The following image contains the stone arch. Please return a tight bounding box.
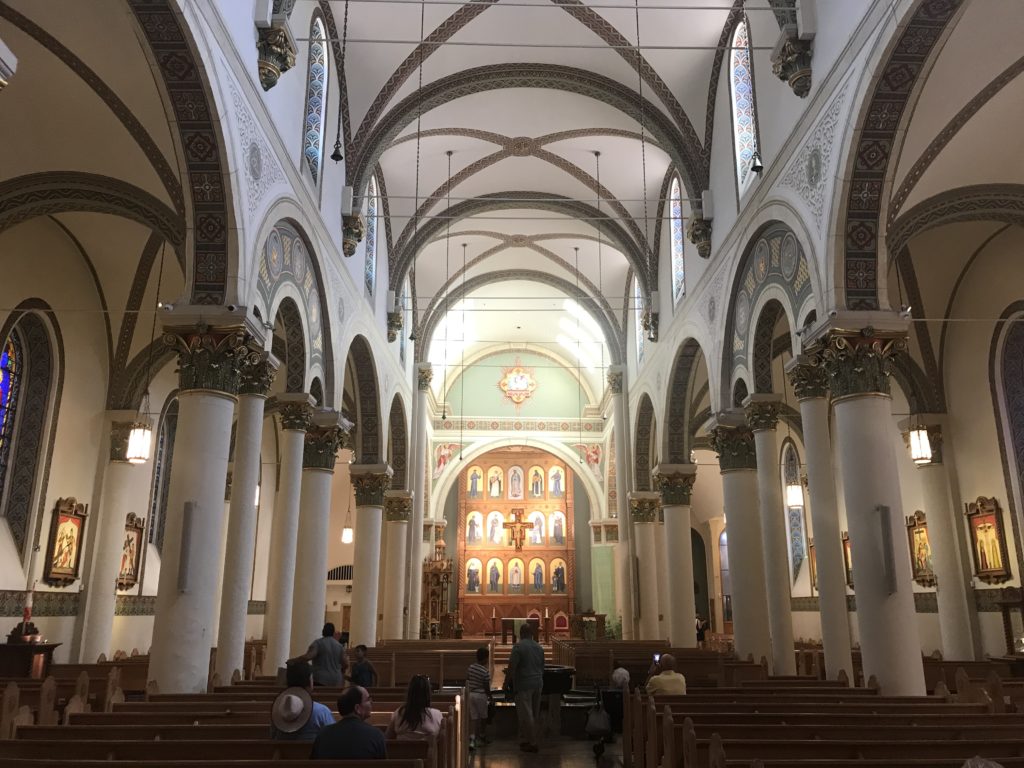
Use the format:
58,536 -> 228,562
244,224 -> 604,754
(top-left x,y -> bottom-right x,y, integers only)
274,298 -> 307,394
388,394 -> 409,490
148,392 -> 179,554
344,335 -> 382,464
634,393 -> 656,492
722,220 -> 812,407
664,338 -> 705,463
990,300 -> 1024,577
0,300 -> 64,562
732,378 -> 750,409
309,377 -> 324,406
752,299 -> 787,394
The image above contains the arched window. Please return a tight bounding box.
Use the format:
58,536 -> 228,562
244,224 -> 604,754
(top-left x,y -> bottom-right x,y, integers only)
148,398 -> 178,553
302,16 -> 329,184
0,333 -> 24,501
719,529 -> 732,623
782,441 -> 806,580
364,175 -> 379,298
730,18 -> 759,188
634,276 -> 644,364
669,176 -> 685,303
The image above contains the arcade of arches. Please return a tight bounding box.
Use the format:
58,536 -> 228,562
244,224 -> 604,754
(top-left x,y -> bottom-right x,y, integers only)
0,0 -> 1023,698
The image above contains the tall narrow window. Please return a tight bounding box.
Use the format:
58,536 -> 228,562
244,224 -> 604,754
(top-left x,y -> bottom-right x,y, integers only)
634,277 -> 644,364
670,176 -> 685,303
364,175 -> 378,298
730,18 -> 759,188
302,16 -> 329,184
0,332 -> 23,500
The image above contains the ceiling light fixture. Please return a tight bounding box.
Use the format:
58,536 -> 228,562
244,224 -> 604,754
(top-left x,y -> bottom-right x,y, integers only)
341,484 -> 354,544
330,0 -> 349,163
128,241 -> 168,465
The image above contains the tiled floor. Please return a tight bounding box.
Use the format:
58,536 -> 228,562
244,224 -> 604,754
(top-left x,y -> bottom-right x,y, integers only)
469,737 -> 622,767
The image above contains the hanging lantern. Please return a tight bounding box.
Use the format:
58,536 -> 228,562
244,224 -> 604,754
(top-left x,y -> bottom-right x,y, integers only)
126,422 -> 153,464
909,427 -> 932,465
341,524 -> 354,544
785,482 -> 804,507
254,484 -> 261,508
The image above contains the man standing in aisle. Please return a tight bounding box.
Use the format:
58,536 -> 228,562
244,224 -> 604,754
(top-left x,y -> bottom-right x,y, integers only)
508,623 -> 545,753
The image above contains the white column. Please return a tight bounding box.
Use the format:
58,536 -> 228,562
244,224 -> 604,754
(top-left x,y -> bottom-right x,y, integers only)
609,366 -> 636,639
655,517 -> 669,639
79,416 -> 147,662
787,357 -> 853,681
654,464 -> 697,647
290,410 -> 349,655
711,415 -> 772,664
382,491 -> 412,640
262,393 -> 314,673
822,329 -> 925,695
913,425 -> 974,659
629,492 -> 661,639
406,364 -> 431,639
215,355 -> 275,681
349,463 -> 393,648
744,395 -> 796,676
149,324 -> 256,693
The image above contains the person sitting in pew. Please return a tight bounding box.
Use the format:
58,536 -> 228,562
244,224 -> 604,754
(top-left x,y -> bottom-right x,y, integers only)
645,653 -> 687,696
288,622 -> 347,687
386,674 -> 445,741
271,660 -> 335,741
312,686 -> 387,760
347,644 -> 379,688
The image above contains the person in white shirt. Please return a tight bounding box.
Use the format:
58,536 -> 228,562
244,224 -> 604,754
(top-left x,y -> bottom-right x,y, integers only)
610,660 -> 630,690
645,653 -> 687,696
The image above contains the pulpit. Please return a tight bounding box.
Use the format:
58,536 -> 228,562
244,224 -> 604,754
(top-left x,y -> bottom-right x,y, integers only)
501,616 -> 540,644
570,612 -> 606,640
0,641 -> 60,678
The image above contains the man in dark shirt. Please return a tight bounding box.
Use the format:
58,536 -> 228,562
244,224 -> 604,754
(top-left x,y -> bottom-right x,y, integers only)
347,644 -> 379,687
508,623 -> 545,753
311,686 -> 386,760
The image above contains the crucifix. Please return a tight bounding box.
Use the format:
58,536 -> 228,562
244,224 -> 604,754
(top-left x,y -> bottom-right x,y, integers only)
503,508 -> 531,552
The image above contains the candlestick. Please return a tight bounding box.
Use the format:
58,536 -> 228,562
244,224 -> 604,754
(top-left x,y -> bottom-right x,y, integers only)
544,607 -> 549,619
491,607 -> 496,619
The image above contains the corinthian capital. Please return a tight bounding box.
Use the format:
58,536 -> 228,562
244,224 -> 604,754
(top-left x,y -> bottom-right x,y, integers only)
163,324 -> 258,395
417,364 -> 434,391
238,351 -> 279,396
351,463 -> 394,507
273,392 -> 316,431
303,410 -> 352,470
628,492 -> 661,523
818,328 -> 906,399
607,366 -> 624,395
709,413 -> 757,472
743,394 -> 781,432
785,354 -> 829,401
342,214 -> 366,257
384,490 -> 414,522
652,463 -> 697,506
256,24 -> 296,91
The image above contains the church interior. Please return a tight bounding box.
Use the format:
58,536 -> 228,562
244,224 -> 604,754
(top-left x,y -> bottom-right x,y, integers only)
2,0 -> 1024,763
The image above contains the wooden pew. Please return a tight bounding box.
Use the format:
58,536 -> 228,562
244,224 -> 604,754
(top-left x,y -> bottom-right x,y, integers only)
0,762 -> 421,768
0,740 -> 430,761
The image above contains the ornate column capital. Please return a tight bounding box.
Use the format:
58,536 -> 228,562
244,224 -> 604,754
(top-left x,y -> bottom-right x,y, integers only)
256,23 -> 296,91
771,25 -> 813,98
743,394 -> 781,432
342,214 -> 366,257
709,412 -> 757,472
628,492 -> 661,524
303,410 -> 353,470
384,490 -> 414,522
351,463 -> 394,507
417,363 -> 433,391
785,354 -> 829,400
607,365 -> 624,395
386,312 -> 404,343
816,327 -> 907,400
163,323 -> 260,395
687,217 -> 712,259
272,392 -> 316,431
652,463 -> 697,506
238,351 -> 279,396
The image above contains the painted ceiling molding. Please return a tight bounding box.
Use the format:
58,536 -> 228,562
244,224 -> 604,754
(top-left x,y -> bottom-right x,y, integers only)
0,172 -> 183,248
887,184 -> 1024,258
389,126 -> 663,150
376,168 -> 395,257
841,0 -> 962,310
346,335 -> 382,463
393,192 -> 651,295
894,246 -> 945,410
666,339 -> 704,463
889,53 -> 1024,221
701,0 -> 745,162
388,395 -> 408,490
0,2 -> 184,214
348,64 -> 702,213
128,0 -> 234,306
228,80 -> 285,217
416,269 -> 625,365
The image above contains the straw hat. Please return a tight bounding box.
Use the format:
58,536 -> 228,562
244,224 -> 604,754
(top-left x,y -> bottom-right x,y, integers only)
271,687 -> 313,733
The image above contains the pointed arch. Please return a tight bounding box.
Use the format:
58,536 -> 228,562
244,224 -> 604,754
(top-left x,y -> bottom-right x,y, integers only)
669,175 -> 686,303
664,338 -> 704,464
388,394 -> 409,490
344,335 -> 382,464
634,393 -> 656,492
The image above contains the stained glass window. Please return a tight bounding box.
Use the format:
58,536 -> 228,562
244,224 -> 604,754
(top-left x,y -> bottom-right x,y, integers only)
730,18 -> 759,188
364,175 -> 378,298
302,17 -> 329,184
634,277 -> 644,364
0,332 -> 23,497
670,176 -> 685,303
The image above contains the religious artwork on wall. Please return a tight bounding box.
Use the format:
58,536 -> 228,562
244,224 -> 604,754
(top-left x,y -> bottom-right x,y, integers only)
549,466 -> 565,497
841,531 -> 854,589
486,558 -> 503,593
497,358 -> 537,411
508,466 -> 524,500
528,511 -> 546,545
965,496 -> 1012,584
485,511 -> 506,545
573,443 -> 602,478
466,466 -> 484,498
466,511 -> 483,545
43,497 -> 88,587
551,558 -> 568,593
528,466 -> 544,498
465,558 -> 482,593
116,513 -> 145,590
503,508 -> 530,551
550,511 -> 566,545
487,466 -> 503,498
808,538 -> 817,592
433,442 -> 461,479
508,558 -> 525,594
906,511 -> 936,587
529,557 -> 546,593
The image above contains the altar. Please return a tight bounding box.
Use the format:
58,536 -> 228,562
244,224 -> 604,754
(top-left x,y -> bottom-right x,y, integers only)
498,616 -> 541,644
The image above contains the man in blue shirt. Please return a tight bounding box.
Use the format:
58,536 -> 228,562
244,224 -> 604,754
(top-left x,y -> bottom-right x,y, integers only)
270,661 -> 335,741
508,623 -> 545,753
312,686 -> 387,760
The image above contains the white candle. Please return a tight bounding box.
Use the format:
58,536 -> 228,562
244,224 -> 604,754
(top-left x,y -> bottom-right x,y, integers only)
544,607 -> 549,619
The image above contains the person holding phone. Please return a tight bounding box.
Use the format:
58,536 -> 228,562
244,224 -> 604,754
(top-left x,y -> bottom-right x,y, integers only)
645,653 -> 686,696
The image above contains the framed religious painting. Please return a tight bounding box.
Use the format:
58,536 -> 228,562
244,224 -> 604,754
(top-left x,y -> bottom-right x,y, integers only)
807,538 -> 818,592
906,511 -> 936,587
116,513 -> 146,590
43,497 -> 88,587
841,531 -> 854,589
965,496 -> 1012,584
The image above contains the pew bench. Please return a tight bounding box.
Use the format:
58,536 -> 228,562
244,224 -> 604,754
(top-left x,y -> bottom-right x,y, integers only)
0,759 -> 422,768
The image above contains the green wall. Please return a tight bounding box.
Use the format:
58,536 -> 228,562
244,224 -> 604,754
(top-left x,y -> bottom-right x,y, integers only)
591,546 -> 616,625
445,351 -> 586,418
